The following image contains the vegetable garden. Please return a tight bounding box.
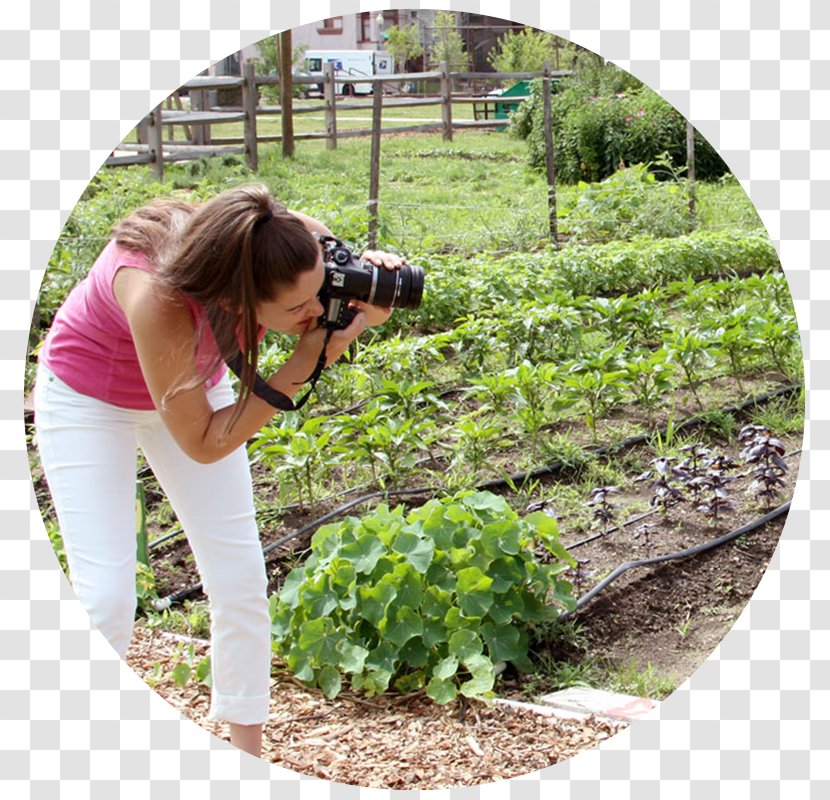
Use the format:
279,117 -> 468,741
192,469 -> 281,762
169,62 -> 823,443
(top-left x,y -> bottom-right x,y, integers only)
28,59 -> 803,787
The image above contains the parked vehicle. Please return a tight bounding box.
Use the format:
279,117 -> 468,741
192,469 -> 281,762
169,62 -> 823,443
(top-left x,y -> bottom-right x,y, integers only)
303,50 -> 394,96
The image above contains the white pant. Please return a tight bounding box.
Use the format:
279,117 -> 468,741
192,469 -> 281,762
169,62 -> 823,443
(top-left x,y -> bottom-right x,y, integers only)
34,364 -> 271,725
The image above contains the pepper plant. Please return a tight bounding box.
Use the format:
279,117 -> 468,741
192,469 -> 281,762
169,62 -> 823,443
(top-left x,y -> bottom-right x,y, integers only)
248,416 -> 335,511
664,327 -> 716,409
622,348 -> 675,426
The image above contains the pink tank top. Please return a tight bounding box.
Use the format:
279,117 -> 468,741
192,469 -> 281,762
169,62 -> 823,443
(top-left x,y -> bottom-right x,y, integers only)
40,240 -> 227,410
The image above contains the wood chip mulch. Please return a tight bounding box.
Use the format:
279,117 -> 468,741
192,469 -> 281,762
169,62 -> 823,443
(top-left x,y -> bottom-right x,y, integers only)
126,625 -> 627,789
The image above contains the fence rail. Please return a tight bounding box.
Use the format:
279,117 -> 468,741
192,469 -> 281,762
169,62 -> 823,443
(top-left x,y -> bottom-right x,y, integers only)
105,64 -> 567,180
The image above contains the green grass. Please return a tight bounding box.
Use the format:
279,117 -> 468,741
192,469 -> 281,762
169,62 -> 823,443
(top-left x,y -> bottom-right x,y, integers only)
112,104 -> 765,257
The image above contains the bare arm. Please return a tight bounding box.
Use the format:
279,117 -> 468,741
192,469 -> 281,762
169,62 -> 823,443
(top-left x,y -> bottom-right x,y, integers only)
114,267 -> 365,464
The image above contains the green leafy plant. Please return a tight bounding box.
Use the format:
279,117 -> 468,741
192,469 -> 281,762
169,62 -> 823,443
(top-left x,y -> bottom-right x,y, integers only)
249,416 -> 334,510
269,492 -> 576,703
665,327 -> 716,409
563,160 -> 696,244
623,348 -> 675,425
564,345 -> 628,441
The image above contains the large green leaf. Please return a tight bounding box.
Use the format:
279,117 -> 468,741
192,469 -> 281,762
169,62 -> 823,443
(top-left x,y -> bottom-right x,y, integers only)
380,606 -> 423,647
392,531 -> 435,574
365,640 -> 398,674
480,621 -> 524,663
455,566 -> 494,617
357,581 -> 396,626
480,520 -> 522,556
297,618 -> 344,665
301,575 -> 338,620
427,676 -> 458,704
389,562 -> 423,610
420,505 -> 457,550
278,568 -> 307,609
398,636 -> 430,668
488,556 -> 526,593
422,585 -> 452,618
340,533 -> 387,574
432,655 -> 459,681
448,629 -> 483,660
337,642 -> 369,674
421,617 -> 449,649
318,665 -> 342,699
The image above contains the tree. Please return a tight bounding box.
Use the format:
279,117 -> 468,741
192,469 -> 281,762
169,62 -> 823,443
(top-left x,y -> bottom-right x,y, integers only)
429,11 -> 466,71
252,37 -> 308,103
385,22 -> 423,73
488,28 -> 576,77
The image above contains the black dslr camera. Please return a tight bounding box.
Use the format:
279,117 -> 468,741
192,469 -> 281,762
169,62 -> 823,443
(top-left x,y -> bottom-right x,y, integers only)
317,235 -> 424,330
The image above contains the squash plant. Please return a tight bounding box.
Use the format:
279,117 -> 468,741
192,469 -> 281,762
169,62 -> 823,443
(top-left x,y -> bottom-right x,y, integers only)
269,492 -> 576,703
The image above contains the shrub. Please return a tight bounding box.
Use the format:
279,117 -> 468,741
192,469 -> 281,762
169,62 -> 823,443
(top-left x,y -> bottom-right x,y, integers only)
513,81 -> 730,184
562,159 -> 697,243
269,492 -> 576,703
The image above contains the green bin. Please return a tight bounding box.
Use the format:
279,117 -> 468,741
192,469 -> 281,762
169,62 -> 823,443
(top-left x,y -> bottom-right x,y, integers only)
494,79 -> 532,131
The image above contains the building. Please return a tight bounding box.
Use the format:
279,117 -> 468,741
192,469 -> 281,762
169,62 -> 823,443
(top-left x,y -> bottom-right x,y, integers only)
214,12 -> 525,78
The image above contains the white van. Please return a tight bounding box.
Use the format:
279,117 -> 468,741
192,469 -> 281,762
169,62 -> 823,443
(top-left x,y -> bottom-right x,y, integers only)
303,50 -> 394,96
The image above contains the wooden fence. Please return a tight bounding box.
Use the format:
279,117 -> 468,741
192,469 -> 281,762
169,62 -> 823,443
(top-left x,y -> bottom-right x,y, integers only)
107,63 -> 570,245
106,64 -> 569,177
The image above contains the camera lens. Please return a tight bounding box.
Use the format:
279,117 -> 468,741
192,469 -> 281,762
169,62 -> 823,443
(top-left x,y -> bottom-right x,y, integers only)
368,263 -> 424,309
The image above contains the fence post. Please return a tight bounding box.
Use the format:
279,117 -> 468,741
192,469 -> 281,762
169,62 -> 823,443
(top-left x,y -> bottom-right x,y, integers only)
686,120 -> 697,218
279,30 -> 295,158
368,81 -> 384,249
149,104 -> 164,181
440,60 -> 453,142
324,61 -> 337,149
243,61 -> 259,171
192,89 -> 205,146
542,62 -> 558,248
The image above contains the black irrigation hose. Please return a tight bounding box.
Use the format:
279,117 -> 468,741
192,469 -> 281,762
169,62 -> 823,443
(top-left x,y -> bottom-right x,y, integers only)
558,500 -> 791,622
151,383 -> 800,609
476,382 -> 800,494
152,486 -> 439,610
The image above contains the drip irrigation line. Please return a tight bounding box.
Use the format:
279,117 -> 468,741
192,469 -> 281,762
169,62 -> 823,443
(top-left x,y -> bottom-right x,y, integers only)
475,383 -> 800,494
152,485 -> 440,610
559,501 -> 791,622
151,382 -> 800,609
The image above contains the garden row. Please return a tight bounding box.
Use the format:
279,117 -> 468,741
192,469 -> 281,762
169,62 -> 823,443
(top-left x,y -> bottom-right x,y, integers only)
246,266 -> 799,508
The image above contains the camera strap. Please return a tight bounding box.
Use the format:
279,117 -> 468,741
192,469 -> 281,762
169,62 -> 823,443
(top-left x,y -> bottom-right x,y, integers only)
226,328 -> 333,412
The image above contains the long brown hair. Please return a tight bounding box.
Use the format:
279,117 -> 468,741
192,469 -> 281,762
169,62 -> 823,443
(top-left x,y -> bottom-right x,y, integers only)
114,184 -> 321,425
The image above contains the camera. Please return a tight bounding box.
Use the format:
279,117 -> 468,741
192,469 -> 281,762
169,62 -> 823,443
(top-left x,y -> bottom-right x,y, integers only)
317,235 -> 424,330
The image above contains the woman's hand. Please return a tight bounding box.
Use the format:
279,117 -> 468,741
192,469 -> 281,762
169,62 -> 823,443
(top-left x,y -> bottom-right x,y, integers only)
360,250 -> 406,271
350,249 -> 406,327
294,311 -> 367,368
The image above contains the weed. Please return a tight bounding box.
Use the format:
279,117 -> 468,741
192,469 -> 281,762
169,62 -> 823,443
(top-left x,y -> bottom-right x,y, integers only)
694,409 -> 737,444
748,392 -> 804,436
604,660 -> 677,700
675,609 -> 693,639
